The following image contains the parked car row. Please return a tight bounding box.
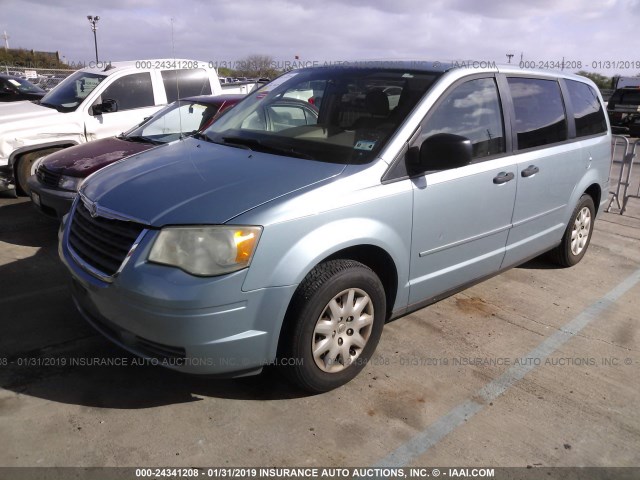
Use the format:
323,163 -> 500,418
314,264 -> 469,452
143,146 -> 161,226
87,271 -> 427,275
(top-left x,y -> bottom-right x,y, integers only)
28,94 -> 245,218
0,59 -> 254,195
40,61 -> 610,392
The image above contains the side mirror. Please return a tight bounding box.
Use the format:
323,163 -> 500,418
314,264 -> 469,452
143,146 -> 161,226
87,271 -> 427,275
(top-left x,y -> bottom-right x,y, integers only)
92,98 -> 118,115
408,133 -> 473,175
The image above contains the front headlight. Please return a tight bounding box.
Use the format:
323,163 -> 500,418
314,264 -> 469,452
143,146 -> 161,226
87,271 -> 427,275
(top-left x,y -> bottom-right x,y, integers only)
58,175 -> 84,192
148,225 -> 262,276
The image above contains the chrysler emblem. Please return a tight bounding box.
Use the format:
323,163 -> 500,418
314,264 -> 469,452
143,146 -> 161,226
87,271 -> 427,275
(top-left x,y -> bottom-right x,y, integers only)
83,198 -> 99,218
88,202 -> 98,218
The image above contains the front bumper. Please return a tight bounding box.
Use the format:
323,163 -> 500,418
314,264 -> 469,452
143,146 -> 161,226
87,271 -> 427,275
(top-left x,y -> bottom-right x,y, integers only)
27,175 -> 75,219
59,217 -> 296,376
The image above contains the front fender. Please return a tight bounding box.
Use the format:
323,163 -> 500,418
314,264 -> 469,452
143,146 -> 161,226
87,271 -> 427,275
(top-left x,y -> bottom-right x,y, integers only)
241,190 -> 413,312
8,139 -> 82,168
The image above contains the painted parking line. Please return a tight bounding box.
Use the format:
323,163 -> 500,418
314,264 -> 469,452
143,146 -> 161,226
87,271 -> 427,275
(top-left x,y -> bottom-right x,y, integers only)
375,267 -> 640,468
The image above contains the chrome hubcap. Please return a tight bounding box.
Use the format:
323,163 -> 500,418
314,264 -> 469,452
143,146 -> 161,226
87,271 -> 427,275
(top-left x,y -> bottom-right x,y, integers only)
312,288 -> 374,373
571,207 -> 591,256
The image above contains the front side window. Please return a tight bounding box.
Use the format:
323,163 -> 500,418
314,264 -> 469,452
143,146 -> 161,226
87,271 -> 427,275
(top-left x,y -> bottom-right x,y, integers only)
421,77 -> 505,160
201,67 -> 440,164
98,72 -> 155,111
39,71 -> 106,112
508,77 -> 567,150
161,69 -> 212,103
566,80 -> 607,137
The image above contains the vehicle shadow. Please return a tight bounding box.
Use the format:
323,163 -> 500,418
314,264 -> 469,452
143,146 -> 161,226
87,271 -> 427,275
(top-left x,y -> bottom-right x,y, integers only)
515,254 -> 560,270
0,201 -> 309,407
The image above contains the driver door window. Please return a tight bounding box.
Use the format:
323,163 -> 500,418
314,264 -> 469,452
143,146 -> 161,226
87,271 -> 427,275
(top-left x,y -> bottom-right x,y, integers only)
97,72 -> 155,112
421,77 -> 505,162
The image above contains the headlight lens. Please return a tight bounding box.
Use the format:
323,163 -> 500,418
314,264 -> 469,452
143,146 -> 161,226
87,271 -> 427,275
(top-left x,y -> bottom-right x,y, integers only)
148,226 -> 262,276
58,175 -> 84,192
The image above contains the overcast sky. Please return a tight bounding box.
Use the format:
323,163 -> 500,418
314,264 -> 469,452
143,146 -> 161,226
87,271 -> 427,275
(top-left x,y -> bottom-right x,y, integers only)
1,0 -> 639,76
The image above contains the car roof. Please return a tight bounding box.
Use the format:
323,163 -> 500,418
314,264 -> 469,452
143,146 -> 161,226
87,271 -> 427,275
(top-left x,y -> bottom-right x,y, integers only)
78,59 -> 210,76
181,94 -> 246,105
291,60 -> 597,84
0,73 -> 31,81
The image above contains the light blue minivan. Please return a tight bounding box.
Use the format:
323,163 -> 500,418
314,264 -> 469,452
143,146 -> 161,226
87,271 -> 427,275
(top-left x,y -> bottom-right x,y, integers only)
59,62 -> 611,392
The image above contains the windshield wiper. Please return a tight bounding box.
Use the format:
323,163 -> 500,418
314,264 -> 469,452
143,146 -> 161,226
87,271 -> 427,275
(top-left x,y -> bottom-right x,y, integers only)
123,135 -> 163,145
195,132 -> 225,144
221,136 -> 315,159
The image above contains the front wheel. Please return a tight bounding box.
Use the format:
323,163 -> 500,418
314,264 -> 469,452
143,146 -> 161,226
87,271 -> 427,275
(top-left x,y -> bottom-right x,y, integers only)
15,148 -> 61,196
550,194 -> 595,267
280,260 -> 386,393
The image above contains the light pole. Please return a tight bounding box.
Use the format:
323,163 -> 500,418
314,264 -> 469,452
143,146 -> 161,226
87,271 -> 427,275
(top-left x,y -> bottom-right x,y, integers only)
87,15 -> 100,63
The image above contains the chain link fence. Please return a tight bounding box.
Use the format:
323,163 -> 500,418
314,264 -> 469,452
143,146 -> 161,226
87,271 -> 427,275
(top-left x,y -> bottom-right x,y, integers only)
1,65 -> 77,91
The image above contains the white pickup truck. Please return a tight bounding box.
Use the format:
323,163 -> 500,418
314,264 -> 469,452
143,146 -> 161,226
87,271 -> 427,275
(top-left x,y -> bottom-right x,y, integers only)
0,59 -> 253,195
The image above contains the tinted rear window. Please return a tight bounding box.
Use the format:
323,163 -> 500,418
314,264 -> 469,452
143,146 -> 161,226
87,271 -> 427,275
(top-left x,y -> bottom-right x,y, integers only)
566,80 -> 607,137
162,69 -> 212,102
508,77 -> 567,150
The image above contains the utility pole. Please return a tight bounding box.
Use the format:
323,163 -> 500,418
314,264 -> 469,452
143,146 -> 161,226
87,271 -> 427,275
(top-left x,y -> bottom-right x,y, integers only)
87,15 -> 100,62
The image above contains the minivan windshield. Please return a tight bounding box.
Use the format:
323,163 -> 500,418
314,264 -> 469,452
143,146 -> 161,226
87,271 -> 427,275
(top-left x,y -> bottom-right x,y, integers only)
39,71 -> 107,112
202,67 -> 440,163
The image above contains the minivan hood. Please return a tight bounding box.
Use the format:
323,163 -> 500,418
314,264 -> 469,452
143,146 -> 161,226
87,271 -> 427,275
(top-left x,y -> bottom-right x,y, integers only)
41,137 -> 156,177
81,137 -> 346,226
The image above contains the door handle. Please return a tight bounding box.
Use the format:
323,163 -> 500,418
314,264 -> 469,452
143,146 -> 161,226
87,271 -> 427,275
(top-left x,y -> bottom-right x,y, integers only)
493,171 -> 515,184
521,165 -> 540,177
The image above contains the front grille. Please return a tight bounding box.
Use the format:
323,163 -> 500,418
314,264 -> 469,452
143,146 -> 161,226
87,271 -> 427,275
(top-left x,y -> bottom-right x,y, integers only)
36,166 -> 61,188
69,201 -> 145,277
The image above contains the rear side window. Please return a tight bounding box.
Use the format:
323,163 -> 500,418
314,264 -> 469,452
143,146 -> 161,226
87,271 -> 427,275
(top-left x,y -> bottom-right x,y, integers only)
508,77 -> 567,150
421,77 -> 505,160
162,69 -> 212,102
566,80 -> 607,137
101,72 -> 155,111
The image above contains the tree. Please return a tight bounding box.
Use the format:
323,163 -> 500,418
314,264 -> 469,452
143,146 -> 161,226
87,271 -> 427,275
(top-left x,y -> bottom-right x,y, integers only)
0,48 -> 69,70
235,54 -> 279,79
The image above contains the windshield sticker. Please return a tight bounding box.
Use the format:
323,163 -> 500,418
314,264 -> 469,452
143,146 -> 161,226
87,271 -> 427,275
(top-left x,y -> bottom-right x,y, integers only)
8,79 -> 21,86
402,73 -> 414,78
354,140 -> 376,151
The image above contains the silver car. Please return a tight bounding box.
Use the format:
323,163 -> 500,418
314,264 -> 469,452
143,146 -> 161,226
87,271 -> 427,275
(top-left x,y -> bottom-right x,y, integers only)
59,62 -> 611,392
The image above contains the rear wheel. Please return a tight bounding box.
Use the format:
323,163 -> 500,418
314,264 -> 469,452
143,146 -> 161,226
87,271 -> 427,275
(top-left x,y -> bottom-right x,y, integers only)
550,194 -> 595,267
281,259 -> 386,393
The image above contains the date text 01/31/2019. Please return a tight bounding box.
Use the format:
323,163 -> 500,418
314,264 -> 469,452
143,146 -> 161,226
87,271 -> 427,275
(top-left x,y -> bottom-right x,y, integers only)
518,60 -> 640,70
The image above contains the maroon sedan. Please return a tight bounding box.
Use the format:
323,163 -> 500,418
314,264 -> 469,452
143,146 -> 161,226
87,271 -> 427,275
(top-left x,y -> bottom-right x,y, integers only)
28,94 -> 244,219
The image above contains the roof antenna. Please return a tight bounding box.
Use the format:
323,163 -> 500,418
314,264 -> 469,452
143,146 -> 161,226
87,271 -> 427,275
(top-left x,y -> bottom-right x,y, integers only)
171,17 -> 184,139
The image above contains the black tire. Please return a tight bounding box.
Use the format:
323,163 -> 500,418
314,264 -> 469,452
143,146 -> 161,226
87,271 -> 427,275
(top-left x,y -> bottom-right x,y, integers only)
280,259 -> 386,393
15,154 -> 36,196
550,194 -> 595,267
